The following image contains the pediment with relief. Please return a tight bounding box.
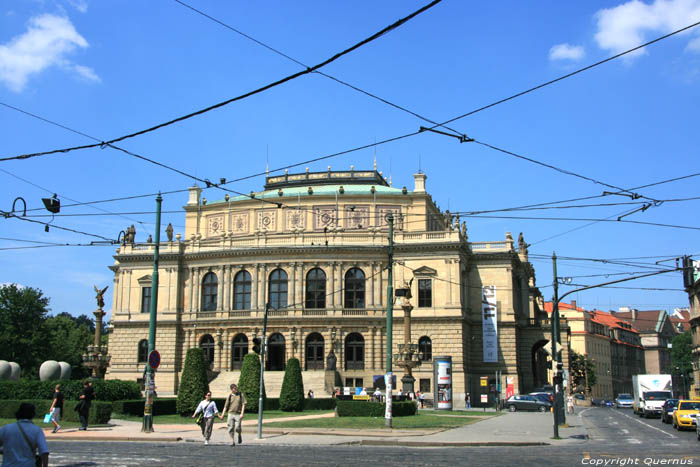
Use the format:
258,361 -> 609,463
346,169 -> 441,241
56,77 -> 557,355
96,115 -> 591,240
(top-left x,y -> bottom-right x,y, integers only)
413,266 -> 437,276
137,275 -> 152,285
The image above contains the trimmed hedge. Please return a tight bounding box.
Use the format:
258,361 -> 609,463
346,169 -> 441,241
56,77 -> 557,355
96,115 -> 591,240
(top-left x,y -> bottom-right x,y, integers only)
112,398 -> 178,417
238,353 -> 265,413
176,348 -> 209,416
304,398 -> 337,411
336,400 -> 417,417
279,358 -> 304,412
0,379 -> 141,402
0,400 -> 112,424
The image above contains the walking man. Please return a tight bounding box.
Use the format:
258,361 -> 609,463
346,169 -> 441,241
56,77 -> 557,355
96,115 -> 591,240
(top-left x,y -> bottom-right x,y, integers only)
78,380 -> 95,430
220,384 -> 246,446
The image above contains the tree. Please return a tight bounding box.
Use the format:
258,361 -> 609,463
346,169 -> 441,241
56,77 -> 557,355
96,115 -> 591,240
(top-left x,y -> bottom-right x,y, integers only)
569,350 -> 597,394
671,331 -> 693,394
176,348 -> 210,415
0,284 -> 50,378
238,353 -> 265,413
44,314 -> 93,379
279,357 -> 304,412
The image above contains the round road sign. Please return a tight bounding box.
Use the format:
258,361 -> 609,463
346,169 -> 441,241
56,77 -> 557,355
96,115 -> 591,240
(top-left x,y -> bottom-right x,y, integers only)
148,350 -> 161,369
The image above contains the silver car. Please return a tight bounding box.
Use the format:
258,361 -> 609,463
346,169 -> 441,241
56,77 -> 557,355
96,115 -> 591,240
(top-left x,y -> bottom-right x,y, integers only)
615,393 -> 633,409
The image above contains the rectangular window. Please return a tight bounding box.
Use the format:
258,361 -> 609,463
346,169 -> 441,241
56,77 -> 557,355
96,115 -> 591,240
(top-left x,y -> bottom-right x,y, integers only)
419,378 -> 431,393
418,279 -> 432,307
141,287 -> 151,314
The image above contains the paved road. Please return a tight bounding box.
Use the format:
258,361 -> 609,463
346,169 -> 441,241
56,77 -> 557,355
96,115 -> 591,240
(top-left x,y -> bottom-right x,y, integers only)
7,408 -> 699,466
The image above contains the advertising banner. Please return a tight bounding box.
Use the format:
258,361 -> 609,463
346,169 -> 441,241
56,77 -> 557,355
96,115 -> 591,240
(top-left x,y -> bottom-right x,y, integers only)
506,376 -> 515,398
481,286 -> 498,363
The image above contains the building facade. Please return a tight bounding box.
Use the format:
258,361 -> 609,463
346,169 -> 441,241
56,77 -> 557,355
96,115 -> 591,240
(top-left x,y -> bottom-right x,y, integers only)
683,257 -> 700,399
106,170 -> 554,406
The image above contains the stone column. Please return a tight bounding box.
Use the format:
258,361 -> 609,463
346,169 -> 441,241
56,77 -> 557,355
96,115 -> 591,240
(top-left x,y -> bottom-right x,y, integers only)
125,270 -> 132,316
447,259 -> 453,305
193,268 -> 201,312
224,330 -> 231,371
329,262 -> 336,308
370,262 -> 376,307
221,265 -> 228,312
290,263 -> 297,308
297,263 -> 305,309
113,272 -> 121,315
251,265 -> 258,311
216,329 -> 223,371
188,267 -> 194,313
216,266 -> 224,311
258,264 -> 267,309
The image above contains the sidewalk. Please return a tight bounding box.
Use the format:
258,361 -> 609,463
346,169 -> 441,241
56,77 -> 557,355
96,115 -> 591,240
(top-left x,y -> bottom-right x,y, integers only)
42,409 -> 588,447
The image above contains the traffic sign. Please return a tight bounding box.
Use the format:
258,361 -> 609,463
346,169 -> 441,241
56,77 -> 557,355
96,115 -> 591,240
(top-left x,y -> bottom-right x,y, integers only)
148,350 -> 161,369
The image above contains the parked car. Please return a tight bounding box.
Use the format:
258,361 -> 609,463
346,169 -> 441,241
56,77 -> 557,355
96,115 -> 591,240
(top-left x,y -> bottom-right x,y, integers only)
672,400 -> 700,430
661,399 -> 679,424
529,392 -> 554,404
604,400 -> 614,407
591,398 -> 604,407
574,393 -> 585,401
506,395 -> 551,412
615,393 -> 634,409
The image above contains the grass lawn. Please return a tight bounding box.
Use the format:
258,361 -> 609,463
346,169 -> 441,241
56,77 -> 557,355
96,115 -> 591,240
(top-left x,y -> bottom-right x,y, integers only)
112,410 -> 335,425
264,412 -> 486,430
0,419 -> 109,429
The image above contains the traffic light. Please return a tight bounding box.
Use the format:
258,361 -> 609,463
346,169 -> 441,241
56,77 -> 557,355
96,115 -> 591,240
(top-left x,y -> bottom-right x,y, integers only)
252,337 -> 261,354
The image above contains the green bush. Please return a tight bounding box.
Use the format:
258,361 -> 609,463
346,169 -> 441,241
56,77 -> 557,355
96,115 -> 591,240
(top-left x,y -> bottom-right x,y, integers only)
0,380 -> 140,401
279,358 -> 304,412
176,348 -> 209,416
238,353 -> 265,413
0,400 -> 112,424
336,400 -> 416,417
112,398 -> 178,417
303,398 -> 337,411
263,398 -> 279,411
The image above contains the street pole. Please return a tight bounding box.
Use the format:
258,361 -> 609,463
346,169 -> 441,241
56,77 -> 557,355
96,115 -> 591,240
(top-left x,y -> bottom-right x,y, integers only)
142,193 -> 162,433
385,214 -> 394,428
257,303 -> 269,440
551,252 -> 560,438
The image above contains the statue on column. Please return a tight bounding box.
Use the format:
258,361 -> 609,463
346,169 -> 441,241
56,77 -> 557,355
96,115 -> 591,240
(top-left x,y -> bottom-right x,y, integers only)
326,350 -> 337,370
94,285 -> 108,309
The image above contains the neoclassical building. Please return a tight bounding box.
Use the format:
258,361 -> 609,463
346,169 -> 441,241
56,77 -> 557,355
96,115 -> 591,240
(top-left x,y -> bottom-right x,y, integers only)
106,169 -> 554,406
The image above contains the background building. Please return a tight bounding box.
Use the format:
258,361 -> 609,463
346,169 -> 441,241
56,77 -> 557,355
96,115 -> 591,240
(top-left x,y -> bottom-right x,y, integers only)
106,170 -> 556,406
683,258 -> 700,399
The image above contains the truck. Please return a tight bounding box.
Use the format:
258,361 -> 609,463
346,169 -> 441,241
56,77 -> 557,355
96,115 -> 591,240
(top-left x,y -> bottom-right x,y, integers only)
632,374 -> 673,418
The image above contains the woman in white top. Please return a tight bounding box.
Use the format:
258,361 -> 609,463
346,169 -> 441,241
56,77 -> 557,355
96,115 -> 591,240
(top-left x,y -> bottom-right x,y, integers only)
192,391 -> 219,445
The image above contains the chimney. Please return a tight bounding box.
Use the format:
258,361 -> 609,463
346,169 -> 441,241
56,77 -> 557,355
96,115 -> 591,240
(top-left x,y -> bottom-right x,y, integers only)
571,300 -> 577,310
413,173 -> 427,193
187,185 -> 202,206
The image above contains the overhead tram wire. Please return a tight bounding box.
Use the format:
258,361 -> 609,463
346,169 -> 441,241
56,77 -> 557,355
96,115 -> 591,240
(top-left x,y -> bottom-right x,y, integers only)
172,0 -> 465,140
0,209 -> 115,242
462,213 -> 700,231
0,0 -> 442,163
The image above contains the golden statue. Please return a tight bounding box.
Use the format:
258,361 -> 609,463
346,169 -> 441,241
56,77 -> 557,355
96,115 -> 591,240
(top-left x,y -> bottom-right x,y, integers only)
94,285 -> 108,309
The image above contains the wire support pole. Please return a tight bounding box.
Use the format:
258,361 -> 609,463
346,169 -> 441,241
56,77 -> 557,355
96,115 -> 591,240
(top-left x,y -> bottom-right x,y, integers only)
142,193 -> 162,433
257,303 -> 269,440
385,214 -> 394,428
551,252 -> 560,439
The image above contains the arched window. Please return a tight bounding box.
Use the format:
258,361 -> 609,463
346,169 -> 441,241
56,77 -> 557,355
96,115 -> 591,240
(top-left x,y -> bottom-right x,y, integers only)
268,269 -> 288,309
231,333 -> 248,370
305,332 -> 324,370
345,332 -> 365,370
344,268 -> 365,309
305,268 -> 326,309
200,334 -> 215,368
233,270 -> 252,310
266,333 -> 286,371
418,336 -> 432,361
137,339 -> 149,363
201,272 -> 218,311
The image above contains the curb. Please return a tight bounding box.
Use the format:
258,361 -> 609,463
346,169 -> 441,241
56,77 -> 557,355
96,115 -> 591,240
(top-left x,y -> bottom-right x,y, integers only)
347,440 -> 551,447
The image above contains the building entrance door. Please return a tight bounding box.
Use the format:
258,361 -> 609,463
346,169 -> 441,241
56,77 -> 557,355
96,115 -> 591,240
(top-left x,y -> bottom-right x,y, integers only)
231,334 -> 248,370
266,333 -> 286,371
305,333 -> 324,370
199,334 -> 215,370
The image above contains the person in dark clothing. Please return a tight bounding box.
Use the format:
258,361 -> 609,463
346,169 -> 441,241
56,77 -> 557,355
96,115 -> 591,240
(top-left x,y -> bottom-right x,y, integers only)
78,381 -> 95,430
49,384 -> 64,433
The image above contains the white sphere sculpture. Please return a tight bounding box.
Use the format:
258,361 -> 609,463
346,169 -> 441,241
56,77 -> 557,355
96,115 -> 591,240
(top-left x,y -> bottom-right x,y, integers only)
58,361 -> 71,380
8,362 -> 20,380
0,360 -> 10,380
39,360 -> 61,381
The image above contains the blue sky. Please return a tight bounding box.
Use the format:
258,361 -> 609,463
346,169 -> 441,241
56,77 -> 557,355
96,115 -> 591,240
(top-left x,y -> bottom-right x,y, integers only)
1,0 -> 699,321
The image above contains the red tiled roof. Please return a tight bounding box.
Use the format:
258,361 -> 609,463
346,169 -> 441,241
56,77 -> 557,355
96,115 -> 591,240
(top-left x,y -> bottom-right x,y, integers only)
612,310 -> 664,332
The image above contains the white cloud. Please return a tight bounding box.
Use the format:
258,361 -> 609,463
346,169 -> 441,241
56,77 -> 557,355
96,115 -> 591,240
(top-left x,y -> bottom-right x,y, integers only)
67,0 -> 89,14
594,0 -> 700,58
0,13 -> 98,92
549,43 -> 585,61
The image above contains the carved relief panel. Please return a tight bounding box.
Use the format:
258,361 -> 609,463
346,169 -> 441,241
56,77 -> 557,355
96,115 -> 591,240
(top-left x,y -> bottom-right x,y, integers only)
313,206 -> 337,230
229,211 -> 249,235
256,209 -> 277,231
285,209 -> 306,230
344,205 -> 370,230
376,205 -> 403,230
206,214 -> 225,236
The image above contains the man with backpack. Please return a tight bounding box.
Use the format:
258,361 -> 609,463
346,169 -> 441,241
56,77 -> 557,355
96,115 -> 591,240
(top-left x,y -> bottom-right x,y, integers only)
220,383 -> 246,446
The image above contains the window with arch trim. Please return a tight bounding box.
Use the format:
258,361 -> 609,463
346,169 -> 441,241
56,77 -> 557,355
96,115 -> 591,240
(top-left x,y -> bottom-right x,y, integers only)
201,272 -> 218,311
418,336 -> 432,361
137,339 -> 149,363
233,270 -> 252,310
305,268 -> 326,309
344,268 -> 365,309
345,332 -> 365,370
268,269 -> 288,309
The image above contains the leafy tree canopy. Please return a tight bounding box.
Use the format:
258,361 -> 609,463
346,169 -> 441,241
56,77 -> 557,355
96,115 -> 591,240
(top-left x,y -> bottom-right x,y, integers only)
569,349 -> 597,394
671,331 -> 692,375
